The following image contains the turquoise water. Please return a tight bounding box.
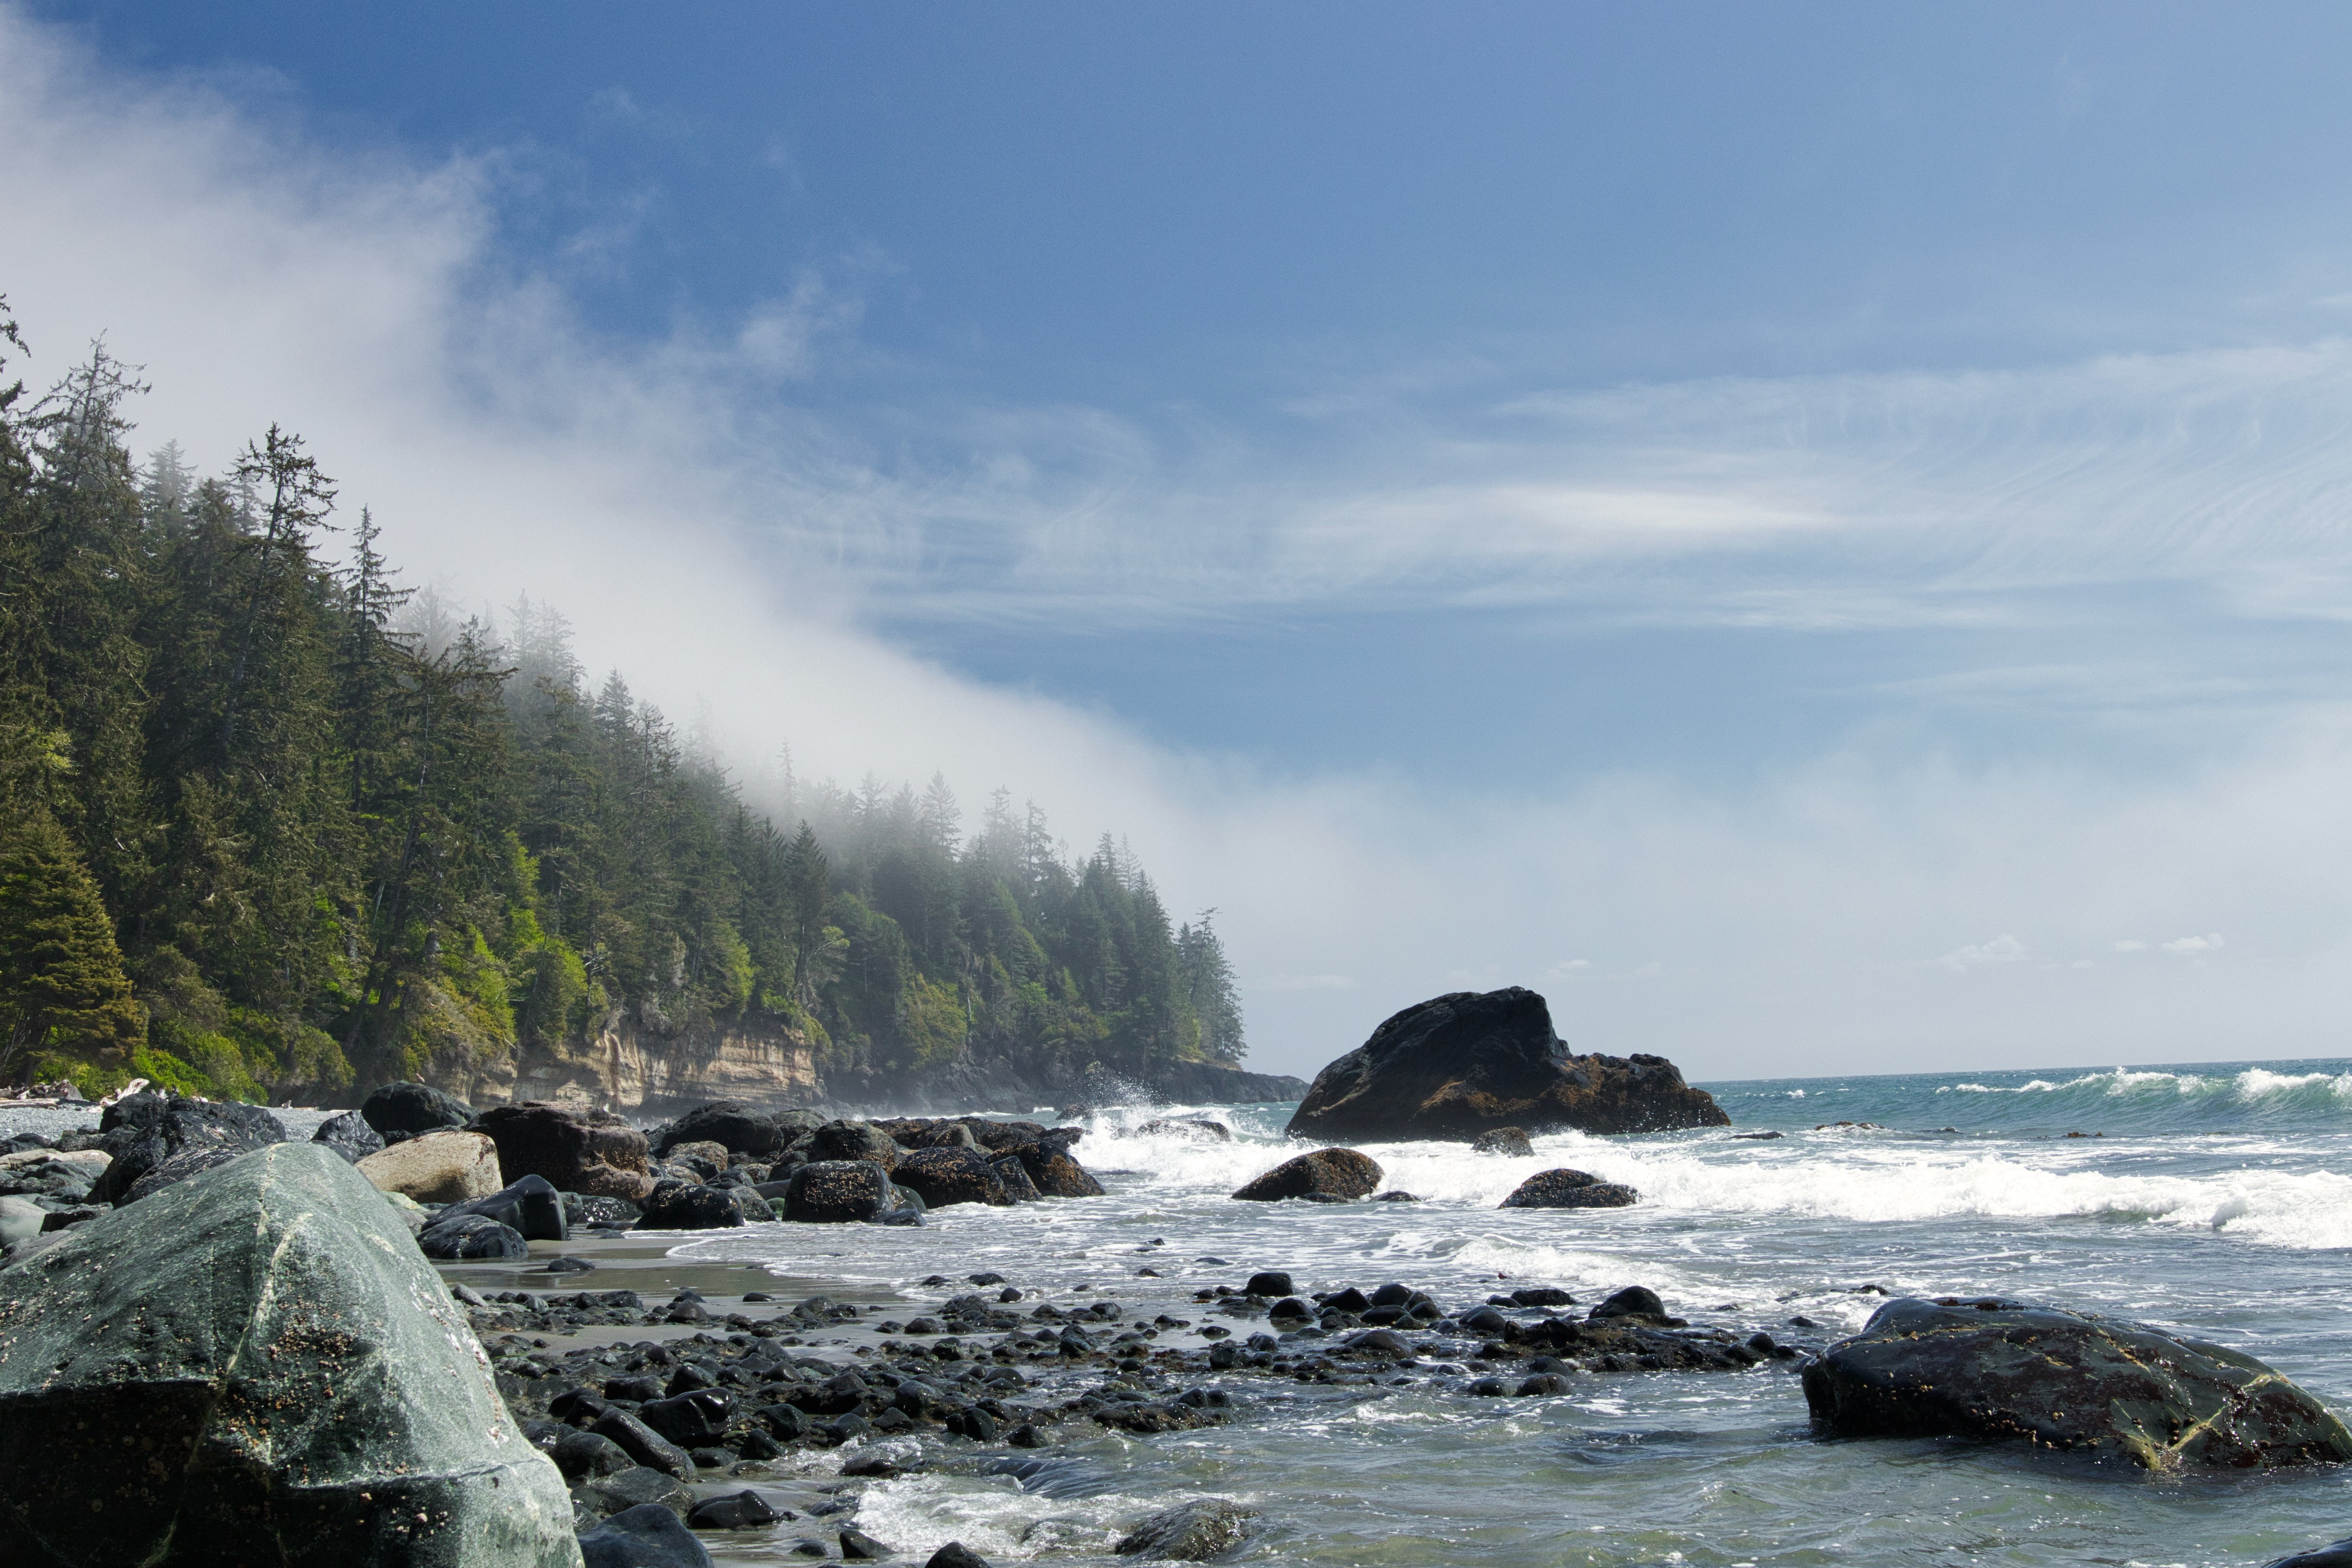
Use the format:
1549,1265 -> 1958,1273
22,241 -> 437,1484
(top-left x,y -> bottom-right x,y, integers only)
667,1060 -> 2352,1567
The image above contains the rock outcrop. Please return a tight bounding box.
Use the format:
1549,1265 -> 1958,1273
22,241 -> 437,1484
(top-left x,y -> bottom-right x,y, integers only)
1232,1147 -> 1382,1201
893,1146 -> 1011,1209
1499,1168 -> 1639,1209
1285,988 -> 1728,1142
471,1102 -> 656,1201
0,1143 -> 578,1565
89,1091 -> 284,1203
1802,1296 -> 2352,1469
359,1080 -> 476,1138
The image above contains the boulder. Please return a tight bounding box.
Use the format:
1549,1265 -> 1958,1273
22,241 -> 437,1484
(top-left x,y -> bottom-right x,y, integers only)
1232,1149 -> 1382,1202
1499,1168 -> 1639,1209
0,1143 -> 576,1565
0,1155 -> 99,1202
689,1491 -> 781,1529
122,1144 -> 248,1202
583,1466 -> 690,1520
895,1146 -> 1012,1209
356,1128 -> 505,1204
1114,1500 -> 1258,1560
1587,1286 -> 1681,1325
590,1408 -> 695,1479
927,1546 -> 993,1568
359,1080 -> 475,1139
808,1120 -> 901,1171
90,1090 -> 284,1203
0,1195 -> 43,1247
578,1502 -> 713,1568
471,1102 -> 656,1201
1471,1125 -> 1534,1156
1137,1118 -> 1232,1141
1013,1141 -> 1105,1198
654,1100 -> 790,1157
636,1183 -> 744,1230
1802,1296 -> 2352,1469
310,1109 -> 384,1163
666,1140 -> 730,1173
418,1214 -> 529,1260
1283,987 -> 1729,1141
990,1152 -> 1043,1201
782,1160 -> 900,1223
2265,1541 -> 2352,1568
1243,1271 -> 1293,1297
433,1171 -> 568,1241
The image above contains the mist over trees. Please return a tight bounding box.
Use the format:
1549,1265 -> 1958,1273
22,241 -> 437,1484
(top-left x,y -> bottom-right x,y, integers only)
0,303 -> 1244,1101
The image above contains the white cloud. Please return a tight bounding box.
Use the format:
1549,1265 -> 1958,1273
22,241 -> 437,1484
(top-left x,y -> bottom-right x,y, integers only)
1933,935 -> 2029,972
1545,958 -> 1593,976
7,6 -> 2352,1088
2163,933 -> 2227,955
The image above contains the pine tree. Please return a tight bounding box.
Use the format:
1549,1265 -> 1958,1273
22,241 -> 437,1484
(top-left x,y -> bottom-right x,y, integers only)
0,806 -> 143,1081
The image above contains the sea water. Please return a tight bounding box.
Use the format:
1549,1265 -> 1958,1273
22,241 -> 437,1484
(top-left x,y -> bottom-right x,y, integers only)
662,1059 -> 2352,1567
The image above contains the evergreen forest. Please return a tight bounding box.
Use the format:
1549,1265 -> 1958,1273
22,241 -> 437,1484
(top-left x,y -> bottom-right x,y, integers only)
0,302 -> 1245,1103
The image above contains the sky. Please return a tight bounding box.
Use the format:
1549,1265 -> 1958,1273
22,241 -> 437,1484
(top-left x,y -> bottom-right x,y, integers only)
5,2 -> 2352,1081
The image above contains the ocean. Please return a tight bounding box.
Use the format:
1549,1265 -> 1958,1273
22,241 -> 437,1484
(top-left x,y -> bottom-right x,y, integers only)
664,1058 -> 2352,1567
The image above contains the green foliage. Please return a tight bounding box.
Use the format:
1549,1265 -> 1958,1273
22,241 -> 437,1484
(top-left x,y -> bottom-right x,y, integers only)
0,294 -> 1246,1096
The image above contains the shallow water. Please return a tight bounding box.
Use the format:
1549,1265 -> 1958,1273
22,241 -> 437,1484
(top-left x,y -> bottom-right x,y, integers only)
662,1060 -> 2352,1567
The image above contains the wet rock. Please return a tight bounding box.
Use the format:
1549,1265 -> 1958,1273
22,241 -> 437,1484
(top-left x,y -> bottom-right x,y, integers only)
472,1102 -> 657,1202
1375,1190 -> 1421,1201
417,1213 -> 529,1260
0,1142 -> 575,1566
1471,1126 -> 1534,1156
926,1545 -> 993,1568
782,1159 -> 902,1223
1232,1148 -> 1381,1202
1731,1130 -> 1784,1141
90,1090 -> 284,1202
1802,1296 -> 2352,1468
1136,1118 -> 1232,1142
1285,987 -> 1728,1141
1243,1270 -> 1294,1296
1510,1286 -> 1576,1307
356,1127 -> 505,1204
639,1389 -> 735,1446
809,1119 -> 902,1171
0,1153 -> 100,1202
359,1080 -> 475,1138
1115,1500 -> 1257,1559
592,1407 -> 698,1479
1014,1142 -> 1106,1198
553,1430 -> 635,1480
840,1526 -> 890,1559
579,1501 -> 713,1568
434,1171 -> 569,1241
688,1490 -> 781,1529
636,1182 -> 744,1230
1588,1286 -> 1677,1323
655,1100 -> 797,1158
2264,1540 -> 2352,1568
991,1152 -> 1044,1201
895,1146 -> 1012,1208
1499,1168 -> 1638,1209
310,1109 -> 385,1163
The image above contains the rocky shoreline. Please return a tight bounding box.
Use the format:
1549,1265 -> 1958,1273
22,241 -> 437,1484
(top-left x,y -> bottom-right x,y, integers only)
8,1085 -> 2352,1567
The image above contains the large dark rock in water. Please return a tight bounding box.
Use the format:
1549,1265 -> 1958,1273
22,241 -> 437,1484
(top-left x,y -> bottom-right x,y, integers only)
1115,1499 -> 1258,1560
895,1146 -> 1012,1208
782,1159 -> 902,1222
1284,988 -> 1728,1142
654,1101 -> 793,1159
91,1091 -> 285,1203
1011,1136 -> 1105,1198
1232,1148 -> 1382,1201
1499,1168 -> 1639,1209
1802,1296 -> 2352,1470
0,1143 -> 577,1565
359,1080 -> 475,1139
808,1119 -> 902,1171
470,1101 -> 656,1201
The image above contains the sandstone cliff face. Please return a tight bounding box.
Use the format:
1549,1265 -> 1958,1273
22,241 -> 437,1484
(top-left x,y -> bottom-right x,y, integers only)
424,1015 -> 818,1118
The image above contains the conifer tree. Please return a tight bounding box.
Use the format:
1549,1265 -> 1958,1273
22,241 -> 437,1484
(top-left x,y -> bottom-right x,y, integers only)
0,806 -> 142,1080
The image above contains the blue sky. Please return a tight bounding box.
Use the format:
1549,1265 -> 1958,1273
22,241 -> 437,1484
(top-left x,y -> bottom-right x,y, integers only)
9,4 -> 2352,1076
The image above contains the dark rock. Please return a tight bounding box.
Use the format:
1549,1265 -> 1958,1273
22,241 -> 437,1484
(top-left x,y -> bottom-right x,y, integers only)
591,1407 -> 698,1479
1243,1271 -> 1294,1296
1115,1500 -> 1257,1560
1136,1118 -> 1232,1141
1347,1329 -> 1413,1355
1802,1296 -> 2352,1468
1518,1374 -> 1574,1395
1284,987 -> 1728,1141
636,1183 -> 745,1230
1510,1287 -> 1576,1307
688,1490 -> 781,1529
553,1430 -> 635,1480
1731,1130 -> 1784,1141
1013,1142 -> 1105,1198
0,1156 -> 96,1202
840,1526 -> 890,1559
579,1501 -> 713,1568
36,1203 -> 106,1232
311,1109 -> 385,1163
927,1546 -> 992,1568
419,1214 -> 530,1260
91,1090 -> 285,1203
359,1080 -> 475,1139
1500,1168 -> 1638,1209
782,1159 -> 900,1223
756,1402 -> 809,1441
1269,1297 -> 1313,1321
638,1389 -> 735,1447
809,1120 -> 902,1171
434,1171 -> 569,1241
1471,1126 -> 1534,1156
470,1102 -> 656,1202
1588,1286 -> 1673,1322
0,1142 -> 574,1564
1232,1149 -> 1381,1202
895,1146 -> 1012,1209
990,1153 -> 1043,1201
587,1466 -> 692,1520
2265,1541 -> 2352,1568
1375,1190 -> 1420,1201
655,1101 -> 795,1158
